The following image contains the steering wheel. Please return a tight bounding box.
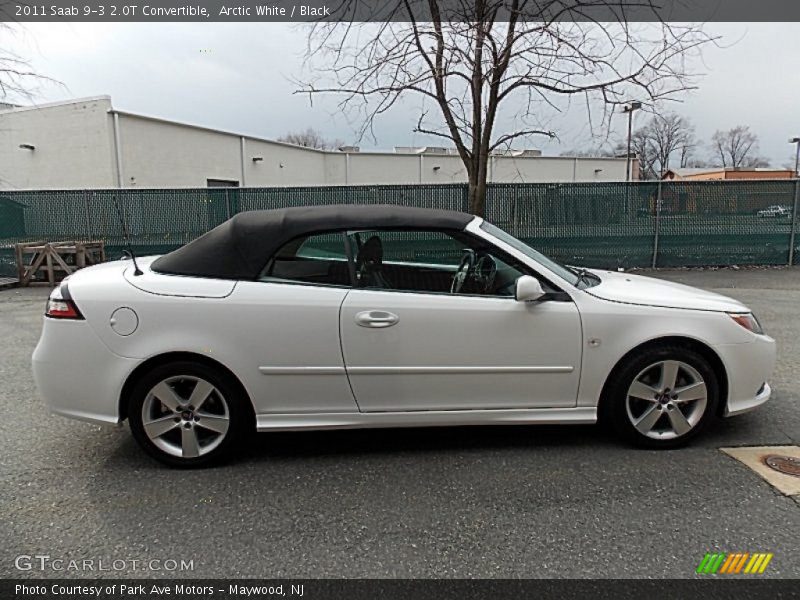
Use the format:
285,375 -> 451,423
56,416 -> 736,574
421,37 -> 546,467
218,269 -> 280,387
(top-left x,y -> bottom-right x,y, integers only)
450,250 -> 476,293
474,254 -> 497,293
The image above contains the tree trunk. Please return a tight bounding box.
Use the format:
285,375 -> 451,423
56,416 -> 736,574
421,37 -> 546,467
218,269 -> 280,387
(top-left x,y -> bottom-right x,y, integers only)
468,154 -> 490,217
468,178 -> 489,216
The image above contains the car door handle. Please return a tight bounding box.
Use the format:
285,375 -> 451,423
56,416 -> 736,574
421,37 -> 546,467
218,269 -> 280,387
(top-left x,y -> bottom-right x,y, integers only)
355,310 -> 400,328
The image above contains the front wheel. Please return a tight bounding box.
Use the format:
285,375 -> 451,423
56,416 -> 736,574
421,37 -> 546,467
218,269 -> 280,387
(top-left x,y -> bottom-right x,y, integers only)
128,361 -> 250,467
604,346 -> 719,449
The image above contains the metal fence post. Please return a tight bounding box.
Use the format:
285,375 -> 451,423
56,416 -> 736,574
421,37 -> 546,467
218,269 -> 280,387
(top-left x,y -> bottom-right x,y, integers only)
789,179 -> 799,266
83,190 -> 92,241
652,181 -> 662,269
512,192 -> 520,237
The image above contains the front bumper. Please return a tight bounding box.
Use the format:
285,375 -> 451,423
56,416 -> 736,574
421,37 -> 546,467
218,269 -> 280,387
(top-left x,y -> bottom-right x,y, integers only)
713,334 -> 776,418
725,382 -> 771,417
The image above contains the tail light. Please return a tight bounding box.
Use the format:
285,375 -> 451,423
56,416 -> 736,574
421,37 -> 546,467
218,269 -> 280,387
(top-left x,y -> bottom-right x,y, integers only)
46,282 -> 84,320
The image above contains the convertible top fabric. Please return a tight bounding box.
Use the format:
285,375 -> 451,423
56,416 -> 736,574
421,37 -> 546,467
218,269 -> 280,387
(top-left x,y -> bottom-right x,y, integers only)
150,204 -> 474,280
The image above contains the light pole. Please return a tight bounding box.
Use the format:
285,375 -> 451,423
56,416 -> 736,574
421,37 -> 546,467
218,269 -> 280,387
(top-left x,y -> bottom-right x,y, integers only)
790,138 -> 800,267
791,137 -> 800,177
623,101 -> 642,181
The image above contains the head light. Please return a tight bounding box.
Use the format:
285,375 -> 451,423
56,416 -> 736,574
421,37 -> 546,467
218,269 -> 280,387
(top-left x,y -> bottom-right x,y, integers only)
728,313 -> 763,335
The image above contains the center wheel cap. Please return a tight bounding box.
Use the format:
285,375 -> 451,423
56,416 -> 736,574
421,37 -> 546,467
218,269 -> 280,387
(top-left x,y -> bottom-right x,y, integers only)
182,411 -> 193,420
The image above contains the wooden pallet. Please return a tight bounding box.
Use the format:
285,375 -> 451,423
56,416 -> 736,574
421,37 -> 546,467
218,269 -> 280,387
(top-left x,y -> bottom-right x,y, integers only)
15,240 -> 105,287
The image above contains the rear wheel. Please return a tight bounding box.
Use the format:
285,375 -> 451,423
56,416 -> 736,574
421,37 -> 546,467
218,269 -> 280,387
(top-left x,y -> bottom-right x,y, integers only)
604,346 -> 719,448
128,361 -> 250,467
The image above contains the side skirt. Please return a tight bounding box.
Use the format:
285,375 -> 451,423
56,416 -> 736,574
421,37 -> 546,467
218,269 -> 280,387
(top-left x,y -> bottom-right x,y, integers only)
255,407 -> 597,432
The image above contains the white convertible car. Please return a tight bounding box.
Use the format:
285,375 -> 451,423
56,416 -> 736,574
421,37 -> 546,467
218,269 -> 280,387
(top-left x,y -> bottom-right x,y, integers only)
33,205 -> 775,467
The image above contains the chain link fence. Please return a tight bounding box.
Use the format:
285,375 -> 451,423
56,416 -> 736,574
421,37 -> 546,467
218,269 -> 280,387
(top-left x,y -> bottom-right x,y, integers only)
1,180 -> 798,278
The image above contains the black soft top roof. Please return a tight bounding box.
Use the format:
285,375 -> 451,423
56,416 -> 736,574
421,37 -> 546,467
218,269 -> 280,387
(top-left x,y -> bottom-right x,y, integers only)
150,204 -> 474,280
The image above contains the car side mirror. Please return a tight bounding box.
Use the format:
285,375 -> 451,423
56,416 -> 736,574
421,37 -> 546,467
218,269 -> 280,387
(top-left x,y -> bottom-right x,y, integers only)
515,275 -> 546,302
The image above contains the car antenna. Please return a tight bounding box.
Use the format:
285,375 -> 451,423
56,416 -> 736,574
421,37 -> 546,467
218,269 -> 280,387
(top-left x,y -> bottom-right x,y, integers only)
112,193 -> 143,276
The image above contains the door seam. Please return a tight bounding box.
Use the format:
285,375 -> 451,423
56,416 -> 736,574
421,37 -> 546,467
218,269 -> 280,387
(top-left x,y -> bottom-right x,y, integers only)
338,288 -> 363,411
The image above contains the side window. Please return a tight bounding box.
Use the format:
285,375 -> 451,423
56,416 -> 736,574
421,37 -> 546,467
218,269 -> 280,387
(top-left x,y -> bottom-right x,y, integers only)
260,232 -> 351,287
346,229 -> 528,297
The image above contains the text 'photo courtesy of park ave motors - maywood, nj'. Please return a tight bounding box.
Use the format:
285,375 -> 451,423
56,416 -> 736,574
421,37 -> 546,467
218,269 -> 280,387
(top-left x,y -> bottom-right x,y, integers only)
14,583 -> 304,597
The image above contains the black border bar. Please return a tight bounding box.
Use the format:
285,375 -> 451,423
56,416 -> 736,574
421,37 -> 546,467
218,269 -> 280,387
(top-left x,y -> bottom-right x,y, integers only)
3,0 -> 800,22
3,579 -> 800,600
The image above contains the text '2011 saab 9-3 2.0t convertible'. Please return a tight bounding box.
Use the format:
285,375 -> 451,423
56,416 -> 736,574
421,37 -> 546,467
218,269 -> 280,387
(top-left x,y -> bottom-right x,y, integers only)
33,205 -> 775,467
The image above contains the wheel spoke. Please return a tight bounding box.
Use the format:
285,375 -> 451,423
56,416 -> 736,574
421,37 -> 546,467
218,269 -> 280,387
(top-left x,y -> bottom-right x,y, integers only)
672,381 -> 707,403
628,380 -> 659,402
659,360 -> 681,391
143,375 -> 230,459
188,380 -> 215,411
143,416 -> 178,439
667,407 -> 692,436
195,412 -> 229,434
151,381 -> 184,412
634,405 -> 662,434
181,427 -> 201,458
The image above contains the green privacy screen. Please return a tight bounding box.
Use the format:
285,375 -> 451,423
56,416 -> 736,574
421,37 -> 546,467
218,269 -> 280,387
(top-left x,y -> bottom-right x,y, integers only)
0,180 -> 797,278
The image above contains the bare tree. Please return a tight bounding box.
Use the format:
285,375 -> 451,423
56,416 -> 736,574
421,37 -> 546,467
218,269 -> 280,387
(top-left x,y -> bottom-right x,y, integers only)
678,136 -> 696,169
296,1 -> 715,215
278,127 -> 345,150
632,112 -> 696,178
1,24 -> 60,185
711,126 -> 766,169
559,147 -> 615,158
0,24 -> 56,101
624,132 -> 653,180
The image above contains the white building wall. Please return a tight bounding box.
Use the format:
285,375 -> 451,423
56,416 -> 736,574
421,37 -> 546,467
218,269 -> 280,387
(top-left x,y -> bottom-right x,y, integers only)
117,115 -> 242,188
0,97 -> 116,190
346,154 -> 421,185
0,97 -> 635,190
421,155 -> 469,184
243,137 -> 328,186
323,152 -> 348,184
492,156 -> 574,182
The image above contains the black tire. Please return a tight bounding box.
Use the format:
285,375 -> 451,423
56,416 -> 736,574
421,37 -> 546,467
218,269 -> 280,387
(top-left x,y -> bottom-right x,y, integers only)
602,345 -> 720,449
128,361 -> 252,468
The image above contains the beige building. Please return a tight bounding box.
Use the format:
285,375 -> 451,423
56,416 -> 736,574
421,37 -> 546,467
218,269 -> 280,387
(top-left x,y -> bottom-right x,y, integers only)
662,168 -> 795,181
1,96 -> 634,190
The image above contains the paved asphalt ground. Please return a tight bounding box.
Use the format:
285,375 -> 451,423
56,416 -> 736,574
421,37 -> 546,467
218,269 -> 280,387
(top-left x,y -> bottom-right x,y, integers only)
1,269 -> 798,579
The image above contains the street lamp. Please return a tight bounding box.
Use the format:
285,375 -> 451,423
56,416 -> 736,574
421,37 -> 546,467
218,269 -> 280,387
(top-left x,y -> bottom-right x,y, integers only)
623,101 -> 642,181
790,137 -> 800,177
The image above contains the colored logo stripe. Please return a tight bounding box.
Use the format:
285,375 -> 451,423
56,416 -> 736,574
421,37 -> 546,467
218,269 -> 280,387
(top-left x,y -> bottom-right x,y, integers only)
697,552 -> 773,574
719,553 -> 737,573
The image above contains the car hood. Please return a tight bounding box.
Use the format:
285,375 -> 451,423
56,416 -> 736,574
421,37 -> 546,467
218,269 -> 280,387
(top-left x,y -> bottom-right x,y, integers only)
584,270 -> 749,313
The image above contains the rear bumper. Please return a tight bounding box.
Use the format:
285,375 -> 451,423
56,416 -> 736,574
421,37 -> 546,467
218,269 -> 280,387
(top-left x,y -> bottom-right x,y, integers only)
32,318 -> 136,426
713,334 -> 776,418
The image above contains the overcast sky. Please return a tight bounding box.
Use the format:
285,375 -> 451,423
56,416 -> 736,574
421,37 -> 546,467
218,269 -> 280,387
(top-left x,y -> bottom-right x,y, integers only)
6,22 -> 799,166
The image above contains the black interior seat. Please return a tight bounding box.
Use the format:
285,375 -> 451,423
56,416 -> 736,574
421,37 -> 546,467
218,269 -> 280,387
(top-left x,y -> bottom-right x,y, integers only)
356,236 -> 392,288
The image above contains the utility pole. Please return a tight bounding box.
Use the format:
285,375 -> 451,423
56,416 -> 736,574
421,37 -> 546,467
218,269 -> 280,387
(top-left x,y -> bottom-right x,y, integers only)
623,101 -> 642,181
791,137 -> 800,177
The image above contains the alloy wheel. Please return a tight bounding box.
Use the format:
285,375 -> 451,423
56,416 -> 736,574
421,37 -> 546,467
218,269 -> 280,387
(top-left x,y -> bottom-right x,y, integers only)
625,360 -> 708,440
141,375 -> 230,458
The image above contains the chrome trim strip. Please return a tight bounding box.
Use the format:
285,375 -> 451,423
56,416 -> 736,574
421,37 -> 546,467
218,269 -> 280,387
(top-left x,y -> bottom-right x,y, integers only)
259,365 -> 573,376
256,407 -> 596,431
346,366 -> 574,375
258,366 -> 345,375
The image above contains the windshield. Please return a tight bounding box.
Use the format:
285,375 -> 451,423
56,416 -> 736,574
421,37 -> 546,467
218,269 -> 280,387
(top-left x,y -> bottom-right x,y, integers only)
480,221 -> 590,288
